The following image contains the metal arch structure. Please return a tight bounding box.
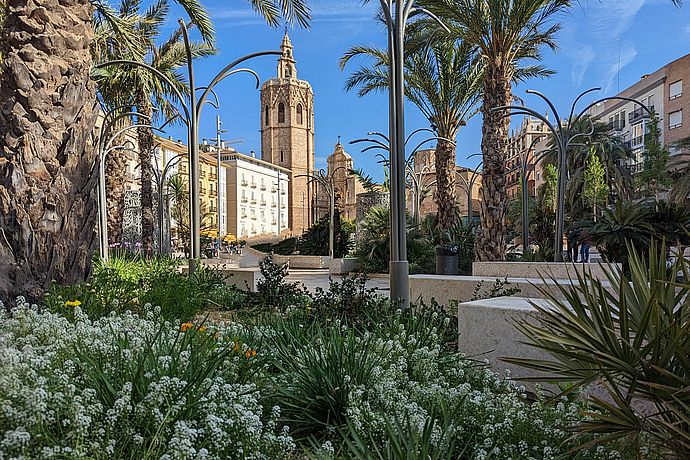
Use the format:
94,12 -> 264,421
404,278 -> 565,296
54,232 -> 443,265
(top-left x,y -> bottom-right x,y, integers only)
97,19 -> 280,273
297,166 -> 347,259
151,147 -> 186,255
378,0 -> 449,309
492,87 -> 653,262
351,129 -> 455,226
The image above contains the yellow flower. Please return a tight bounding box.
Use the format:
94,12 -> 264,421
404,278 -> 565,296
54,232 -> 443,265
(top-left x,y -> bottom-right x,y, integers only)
64,300 -> 81,308
180,322 -> 194,332
198,326 -> 207,333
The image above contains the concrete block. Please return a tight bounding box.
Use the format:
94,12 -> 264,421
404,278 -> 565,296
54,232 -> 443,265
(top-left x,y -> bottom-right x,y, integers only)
273,254 -> 330,269
472,261 -> 619,282
457,297 -> 554,381
329,258 -> 359,275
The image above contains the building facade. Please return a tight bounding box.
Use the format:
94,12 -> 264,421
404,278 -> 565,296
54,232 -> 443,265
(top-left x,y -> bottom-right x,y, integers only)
408,148 -> 483,221
260,32 -> 315,235
506,116 -> 551,201
315,140 -> 364,221
587,53 -> 690,171
222,151 -> 290,238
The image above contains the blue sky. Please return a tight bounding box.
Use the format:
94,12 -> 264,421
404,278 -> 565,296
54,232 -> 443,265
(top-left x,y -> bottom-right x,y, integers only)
163,0 -> 690,181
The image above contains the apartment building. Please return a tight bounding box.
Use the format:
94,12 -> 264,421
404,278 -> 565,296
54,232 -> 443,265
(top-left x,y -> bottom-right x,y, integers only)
221,151 -> 291,239
587,52 -> 690,172
506,116 -> 551,201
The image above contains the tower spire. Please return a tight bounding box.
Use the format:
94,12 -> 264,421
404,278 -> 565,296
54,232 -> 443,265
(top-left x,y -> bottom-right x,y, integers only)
278,30 -> 296,79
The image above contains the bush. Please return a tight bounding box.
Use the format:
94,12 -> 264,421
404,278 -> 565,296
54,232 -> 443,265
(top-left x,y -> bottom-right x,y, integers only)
45,256 -> 247,321
0,305 -> 294,459
509,242 -> 690,457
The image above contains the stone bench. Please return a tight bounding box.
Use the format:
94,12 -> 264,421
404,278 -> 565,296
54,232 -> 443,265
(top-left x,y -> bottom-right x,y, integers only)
181,264 -> 263,292
409,274 -> 612,310
329,258 -> 359,275
456,297 -> 553,383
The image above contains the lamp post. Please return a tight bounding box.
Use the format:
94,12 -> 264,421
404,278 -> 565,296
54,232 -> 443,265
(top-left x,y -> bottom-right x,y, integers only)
97,20 -> 278,273
151,147 -> 185,254
493,87 -> 653,261
298,167 -> 346,259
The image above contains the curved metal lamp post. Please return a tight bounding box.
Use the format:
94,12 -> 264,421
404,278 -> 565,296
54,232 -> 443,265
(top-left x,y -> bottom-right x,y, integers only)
377,0 -> 448,308
151,147 -> 185,254
97,19 -> 279,273
351,128 -> 455,226
492,87 -> 653,261
297,166 -> 346,259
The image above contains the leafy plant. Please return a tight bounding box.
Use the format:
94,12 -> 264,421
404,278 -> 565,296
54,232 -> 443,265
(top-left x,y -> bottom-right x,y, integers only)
471,278 -> 521,301
247,256 -> 308,313
507,243 -> 690,457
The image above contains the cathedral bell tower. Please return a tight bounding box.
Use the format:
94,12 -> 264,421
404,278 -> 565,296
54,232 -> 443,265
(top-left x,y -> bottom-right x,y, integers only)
260,31 -> 315,235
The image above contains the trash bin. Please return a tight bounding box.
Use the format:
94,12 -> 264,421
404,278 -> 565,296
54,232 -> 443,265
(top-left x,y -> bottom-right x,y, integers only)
436,245 -> 459,275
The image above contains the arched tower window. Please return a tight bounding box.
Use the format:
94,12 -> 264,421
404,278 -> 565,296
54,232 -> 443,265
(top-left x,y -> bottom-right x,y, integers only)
278,102 -> 285,123
265,106 -> 269,125
285,66 -> 292,78
297,104 -> 303,125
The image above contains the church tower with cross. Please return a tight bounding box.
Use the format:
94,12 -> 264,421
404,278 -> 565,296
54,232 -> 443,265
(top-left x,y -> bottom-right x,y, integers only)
260,31 -> 315,235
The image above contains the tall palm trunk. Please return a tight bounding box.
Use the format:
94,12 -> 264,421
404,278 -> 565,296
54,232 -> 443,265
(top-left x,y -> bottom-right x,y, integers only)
434,136 -> 458,231
0,0 -> 98,301
476,64 -> 511,261
136,96 -> 155,256
105,130 -> 129,244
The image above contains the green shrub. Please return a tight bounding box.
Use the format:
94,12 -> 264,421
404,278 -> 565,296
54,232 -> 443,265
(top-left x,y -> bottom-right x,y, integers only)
508,242 -> 690,457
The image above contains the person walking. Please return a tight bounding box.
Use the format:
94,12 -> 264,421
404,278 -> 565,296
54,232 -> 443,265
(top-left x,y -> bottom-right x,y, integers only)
579,228 -> 592,263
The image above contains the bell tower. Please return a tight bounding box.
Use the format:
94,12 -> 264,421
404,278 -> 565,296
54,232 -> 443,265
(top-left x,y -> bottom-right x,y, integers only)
260,31 -> 315,235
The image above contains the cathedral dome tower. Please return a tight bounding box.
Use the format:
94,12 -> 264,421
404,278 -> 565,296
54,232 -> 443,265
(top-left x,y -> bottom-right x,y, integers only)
260,31 -> 315,235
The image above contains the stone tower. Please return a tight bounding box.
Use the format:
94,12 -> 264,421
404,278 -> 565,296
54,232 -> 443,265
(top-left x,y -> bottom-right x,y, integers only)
260,31 -> 315,235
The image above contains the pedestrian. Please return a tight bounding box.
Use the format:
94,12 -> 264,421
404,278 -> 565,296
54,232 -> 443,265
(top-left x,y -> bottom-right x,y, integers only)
568,227 -> 580,263
579,228 -> 592,263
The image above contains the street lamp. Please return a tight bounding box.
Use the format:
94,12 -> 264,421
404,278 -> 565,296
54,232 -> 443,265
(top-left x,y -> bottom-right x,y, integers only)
493,87 -> 653,261
151,147 -> 185,254
298,166 -> 346,259
376,0 -> 448,309
97,19 -> 279,273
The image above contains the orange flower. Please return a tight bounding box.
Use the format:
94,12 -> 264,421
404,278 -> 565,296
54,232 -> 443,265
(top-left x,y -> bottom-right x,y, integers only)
180,322 -> 194,332
198,325 -> 207,333
251,350 -> 257,357
245,350 -> 251,359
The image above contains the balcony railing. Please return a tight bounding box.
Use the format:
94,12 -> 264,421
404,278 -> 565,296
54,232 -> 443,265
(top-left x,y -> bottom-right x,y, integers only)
250,199 -> 257,205
241,180 -> 248,186
260,184 -> 267,190
272,221 -> 277,226
271,202 -> 277,208
629,106 -> 653,124
280,190 -> 286,195
260,201 -> 267,206
605,121 -> 625,131
241,197 -> 248,203
271,187 -> 277,193
250,182 -> 257,188
627,162 -> 644,174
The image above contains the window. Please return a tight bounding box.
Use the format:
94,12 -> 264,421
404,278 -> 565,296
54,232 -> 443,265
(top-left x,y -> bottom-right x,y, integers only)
265,106 -> 269,125
297,104 -> 303,125
278,102 -> 285,123
280,151 -> 284,163
669,109 -> 683,129
670,80 -> 682,100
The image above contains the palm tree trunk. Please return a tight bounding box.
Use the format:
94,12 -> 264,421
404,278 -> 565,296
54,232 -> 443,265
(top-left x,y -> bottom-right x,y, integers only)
0,0 -> 98,302
476,64 -> 511,261
434,137 -> 457,231
136,96 -> 155,257
105,131 -> 129,245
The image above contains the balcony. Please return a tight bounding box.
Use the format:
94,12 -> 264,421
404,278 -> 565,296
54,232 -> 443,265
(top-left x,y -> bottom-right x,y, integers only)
251,215 -> 257,220
271,187 -> 277,193
281,203 -> 286,209
272,221 -> 277,226
250,182 -> 257,189
629,106 -> 653,124
627,162 -> 644,174
250,199 -> 257,205
241,197 -> 248,203
280,190 -> 286,195
241,214 -> 247,219
605,121 -> 625,132
260,184 -> 267,191
241,180 -> 248,186
271,202 -> 277,208
260,201 -> 267,206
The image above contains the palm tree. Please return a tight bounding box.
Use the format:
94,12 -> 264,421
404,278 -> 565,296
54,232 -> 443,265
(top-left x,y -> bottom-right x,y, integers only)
425,0 -> 572,260
0,0 -> 310,301
341,36 -> 482,231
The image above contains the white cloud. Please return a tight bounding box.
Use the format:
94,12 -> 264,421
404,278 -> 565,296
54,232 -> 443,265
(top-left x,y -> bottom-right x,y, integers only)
602,43 -> 638,93
570,46 -> 595,87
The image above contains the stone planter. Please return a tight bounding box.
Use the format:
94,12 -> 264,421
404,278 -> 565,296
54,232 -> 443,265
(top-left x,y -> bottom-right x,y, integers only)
272,254 -> 330,269
472,261 -> 620,282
